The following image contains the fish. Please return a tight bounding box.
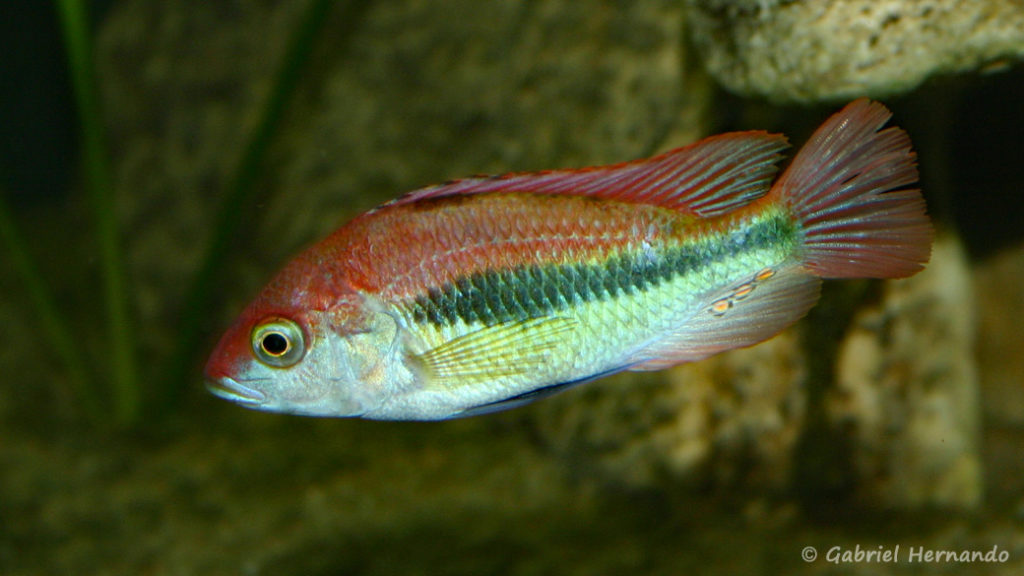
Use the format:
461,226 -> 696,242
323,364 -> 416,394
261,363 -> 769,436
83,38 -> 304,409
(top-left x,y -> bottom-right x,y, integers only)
204,99 -> 932,420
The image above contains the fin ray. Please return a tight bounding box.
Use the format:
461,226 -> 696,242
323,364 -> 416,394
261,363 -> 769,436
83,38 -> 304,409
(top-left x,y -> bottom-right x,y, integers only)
771,99 -> 933,279
390,132 -> 790,217
418,316 -> 576,390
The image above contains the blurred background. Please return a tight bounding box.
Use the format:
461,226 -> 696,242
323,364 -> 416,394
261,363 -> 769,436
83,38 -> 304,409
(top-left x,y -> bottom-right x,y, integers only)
1,1 -> 1023,573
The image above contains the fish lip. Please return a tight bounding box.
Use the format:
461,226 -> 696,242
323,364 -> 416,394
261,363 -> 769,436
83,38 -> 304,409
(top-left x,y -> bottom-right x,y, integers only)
205,376 -> 267,405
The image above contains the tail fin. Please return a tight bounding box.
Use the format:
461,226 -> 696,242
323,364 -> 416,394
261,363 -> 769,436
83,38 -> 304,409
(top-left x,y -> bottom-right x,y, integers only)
771,99 -> 933,279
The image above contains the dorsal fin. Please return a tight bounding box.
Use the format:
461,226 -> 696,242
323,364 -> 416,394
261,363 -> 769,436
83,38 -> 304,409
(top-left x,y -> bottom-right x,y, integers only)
388,132 -> 790,218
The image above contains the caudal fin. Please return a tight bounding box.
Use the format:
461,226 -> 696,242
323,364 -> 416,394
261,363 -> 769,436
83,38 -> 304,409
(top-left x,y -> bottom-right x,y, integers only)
772,99 -> 933,279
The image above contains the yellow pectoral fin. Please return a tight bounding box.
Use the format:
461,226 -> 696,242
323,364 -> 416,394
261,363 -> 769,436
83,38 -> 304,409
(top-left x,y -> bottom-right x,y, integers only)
417,316 -> 577,391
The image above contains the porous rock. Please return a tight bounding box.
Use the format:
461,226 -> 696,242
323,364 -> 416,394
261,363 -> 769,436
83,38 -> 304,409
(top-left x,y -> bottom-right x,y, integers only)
829,233 -> 982,509
686,0 -> 1024,103
974,243 -> 1024,428
973,242 -> 1024,512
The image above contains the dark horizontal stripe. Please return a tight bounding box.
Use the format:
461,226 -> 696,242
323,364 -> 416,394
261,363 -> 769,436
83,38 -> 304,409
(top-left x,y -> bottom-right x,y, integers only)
409,212 -> 796,327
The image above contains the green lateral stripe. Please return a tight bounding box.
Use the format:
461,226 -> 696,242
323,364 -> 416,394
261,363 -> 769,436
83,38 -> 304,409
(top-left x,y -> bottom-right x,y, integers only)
409,212 -> 797,326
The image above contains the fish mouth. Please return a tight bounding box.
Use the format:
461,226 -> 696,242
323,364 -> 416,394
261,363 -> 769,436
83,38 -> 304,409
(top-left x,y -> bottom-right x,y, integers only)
206,376 -> 267,405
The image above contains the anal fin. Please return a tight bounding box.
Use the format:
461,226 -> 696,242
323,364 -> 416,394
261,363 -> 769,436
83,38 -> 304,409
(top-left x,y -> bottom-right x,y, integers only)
631,265 -> 821,370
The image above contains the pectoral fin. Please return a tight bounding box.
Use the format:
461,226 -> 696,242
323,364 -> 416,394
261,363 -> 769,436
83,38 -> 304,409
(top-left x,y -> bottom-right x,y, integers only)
418,316 -> 577,390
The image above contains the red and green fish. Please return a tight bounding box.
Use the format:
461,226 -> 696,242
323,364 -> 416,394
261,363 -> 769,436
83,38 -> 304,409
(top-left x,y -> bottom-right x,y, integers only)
205,99 -> 932,420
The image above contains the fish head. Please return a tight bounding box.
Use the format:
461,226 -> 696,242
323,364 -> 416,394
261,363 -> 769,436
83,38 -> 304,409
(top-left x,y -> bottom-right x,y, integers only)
204,271 -> 404,417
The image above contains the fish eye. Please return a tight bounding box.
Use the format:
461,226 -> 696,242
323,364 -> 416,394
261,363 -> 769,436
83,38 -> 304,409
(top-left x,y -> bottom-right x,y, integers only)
251,318 -> 306,368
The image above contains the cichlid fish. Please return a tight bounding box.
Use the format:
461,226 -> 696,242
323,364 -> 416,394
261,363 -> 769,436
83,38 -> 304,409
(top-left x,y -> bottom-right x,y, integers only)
205,99 -> 932,420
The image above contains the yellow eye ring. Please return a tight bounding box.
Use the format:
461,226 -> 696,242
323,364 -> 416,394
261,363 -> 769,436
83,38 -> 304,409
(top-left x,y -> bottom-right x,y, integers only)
251,318 -> 306,368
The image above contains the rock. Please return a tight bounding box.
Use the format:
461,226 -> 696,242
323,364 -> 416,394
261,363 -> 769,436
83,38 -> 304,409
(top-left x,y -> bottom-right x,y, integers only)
686,0 -> 1024,103
828,233 -> 982,509
975,243 -> 1024,428
974,242 -> 1024,510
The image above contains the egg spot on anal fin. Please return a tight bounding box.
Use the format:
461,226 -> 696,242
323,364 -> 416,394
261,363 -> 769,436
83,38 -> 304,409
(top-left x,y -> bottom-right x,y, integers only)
706,266 -> 777,317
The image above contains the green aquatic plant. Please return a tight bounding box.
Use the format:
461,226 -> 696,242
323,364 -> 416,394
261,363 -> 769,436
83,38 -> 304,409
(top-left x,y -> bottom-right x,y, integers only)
0,190 -> 104,420
58,0 -> 139,426
0,0 -> 358,429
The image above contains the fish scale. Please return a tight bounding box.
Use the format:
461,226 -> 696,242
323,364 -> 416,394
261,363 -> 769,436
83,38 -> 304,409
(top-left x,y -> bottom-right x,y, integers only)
403,205 -> 794,329
391,198 -> 801,396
